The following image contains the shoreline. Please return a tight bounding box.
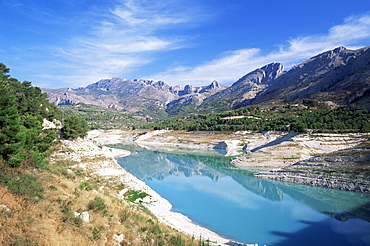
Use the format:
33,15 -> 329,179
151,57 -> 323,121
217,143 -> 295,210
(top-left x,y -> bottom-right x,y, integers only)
85,130 -> 239,246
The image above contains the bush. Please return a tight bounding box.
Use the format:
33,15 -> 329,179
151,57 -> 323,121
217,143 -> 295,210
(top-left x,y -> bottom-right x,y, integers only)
62,115 -> 89,139
124,190 -> 149,203
92,226 -> 102,240
360,122 -> 370,133
79,181 -> 93,191
87,197 -> 106,211
0,170 -> 44,203
169,235 -> 185,246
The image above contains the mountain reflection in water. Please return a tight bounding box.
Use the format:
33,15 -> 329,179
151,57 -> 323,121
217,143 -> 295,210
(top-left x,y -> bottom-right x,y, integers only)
113,143 -> 370,245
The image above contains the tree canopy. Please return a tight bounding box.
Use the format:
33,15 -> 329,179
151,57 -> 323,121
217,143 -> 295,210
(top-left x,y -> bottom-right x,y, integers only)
0,63 -> 64,167
62,115 -> 89,139
143,105 -> 370,133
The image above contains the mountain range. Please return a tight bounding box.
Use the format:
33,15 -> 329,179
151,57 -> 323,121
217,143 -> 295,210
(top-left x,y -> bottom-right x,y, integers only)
43,46 -> 370,117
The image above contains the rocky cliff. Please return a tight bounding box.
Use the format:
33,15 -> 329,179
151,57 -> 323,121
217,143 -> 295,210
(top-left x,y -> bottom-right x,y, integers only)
252,46 -> 370,107
200,62 -> 285,110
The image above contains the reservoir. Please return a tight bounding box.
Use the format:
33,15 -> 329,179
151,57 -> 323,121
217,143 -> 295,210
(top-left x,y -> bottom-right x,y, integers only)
115,144 -> 370,246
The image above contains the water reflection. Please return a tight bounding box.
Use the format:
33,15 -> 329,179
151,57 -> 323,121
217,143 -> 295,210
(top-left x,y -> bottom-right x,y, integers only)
113,143 -> 370,245
271,218 -> 370,246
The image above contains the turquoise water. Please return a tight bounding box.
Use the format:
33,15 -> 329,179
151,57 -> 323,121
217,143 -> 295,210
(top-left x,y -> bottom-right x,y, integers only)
115,144 -> 370,246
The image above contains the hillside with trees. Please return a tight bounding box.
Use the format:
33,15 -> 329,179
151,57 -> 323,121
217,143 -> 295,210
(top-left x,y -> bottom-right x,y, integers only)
0,63 -> 92,203
144,103 -> 370,133
0,63 -> 62,168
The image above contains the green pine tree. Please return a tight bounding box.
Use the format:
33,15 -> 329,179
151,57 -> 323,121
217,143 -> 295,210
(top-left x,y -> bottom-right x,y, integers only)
0,80 -> 26,167
62,115 -> 89,139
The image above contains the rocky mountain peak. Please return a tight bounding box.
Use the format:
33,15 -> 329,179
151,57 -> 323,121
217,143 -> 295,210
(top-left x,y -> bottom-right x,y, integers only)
254,46 -> 370,106
199,80 -> 222,93
232,62 -> 284,87
183,85 -> 193,94
209,80 -> 220,88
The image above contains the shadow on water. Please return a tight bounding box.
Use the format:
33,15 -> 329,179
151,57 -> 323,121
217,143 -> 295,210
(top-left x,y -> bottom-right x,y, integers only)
270,215 -> 370,246
112,143 -> 370,245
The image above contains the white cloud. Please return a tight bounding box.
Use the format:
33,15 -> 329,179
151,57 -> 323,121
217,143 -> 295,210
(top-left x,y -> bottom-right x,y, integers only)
152,13 -> 370,87
111,3 -> 188,28
42,0 -> 205,87
151,48 -> 262,86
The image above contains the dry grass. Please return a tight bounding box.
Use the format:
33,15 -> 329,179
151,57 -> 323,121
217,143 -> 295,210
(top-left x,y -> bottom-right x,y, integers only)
0,145 -> 200,246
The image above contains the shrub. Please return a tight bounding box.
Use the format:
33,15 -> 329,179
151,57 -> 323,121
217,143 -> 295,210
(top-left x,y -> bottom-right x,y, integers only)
79,181 -> 93,191
151,224 -> 162,235
169,235 -> 185,246
124,190 -> 149,203
62,115 -> 89,139
87,197 -> 106,211
119,208 -> 132,222
360,122 -> 370,133
3,172 -> 44,203
92,226 -> 102,240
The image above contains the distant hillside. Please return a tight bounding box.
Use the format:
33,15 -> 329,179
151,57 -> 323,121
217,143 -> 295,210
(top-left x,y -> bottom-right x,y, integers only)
43,46 -> 370,122
43,79 -> 227,119
252,46 -> 370,107
199,62 -> 284,112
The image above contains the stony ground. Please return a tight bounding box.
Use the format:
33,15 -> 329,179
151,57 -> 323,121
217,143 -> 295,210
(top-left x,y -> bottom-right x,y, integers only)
255,140 -> 370,194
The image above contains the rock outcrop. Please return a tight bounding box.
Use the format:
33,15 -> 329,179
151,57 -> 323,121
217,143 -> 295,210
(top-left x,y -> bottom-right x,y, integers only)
253,46 -> 370,107
214,140 -> 242,156
230,132 -> 367,167
254,141 -> 370,194
201,63 -> 285,110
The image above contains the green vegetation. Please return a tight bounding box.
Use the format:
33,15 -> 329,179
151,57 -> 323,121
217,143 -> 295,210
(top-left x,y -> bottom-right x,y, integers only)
59,103 -> 145,129
0,63 -> 91,202
0,63 -> 89,167
0,170 -> 45,203
144,105 -> 370,133
79,181 -> 93,191
0,64 -> 61,167
87,197 -> 107,211
124,190 -> 150,203
62,114 -> 89,139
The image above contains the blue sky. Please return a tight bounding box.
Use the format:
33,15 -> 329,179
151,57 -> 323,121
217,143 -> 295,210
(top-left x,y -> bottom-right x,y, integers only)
1,0 -> 370,88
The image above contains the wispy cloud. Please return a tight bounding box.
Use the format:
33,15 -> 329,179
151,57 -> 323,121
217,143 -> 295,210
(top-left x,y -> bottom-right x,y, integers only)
111,0 -> 193,29
151,13 -> 370,86
37,0 -> 207,87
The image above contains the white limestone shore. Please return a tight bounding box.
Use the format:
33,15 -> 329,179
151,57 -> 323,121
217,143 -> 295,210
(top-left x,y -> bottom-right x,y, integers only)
56,130 -> 246,246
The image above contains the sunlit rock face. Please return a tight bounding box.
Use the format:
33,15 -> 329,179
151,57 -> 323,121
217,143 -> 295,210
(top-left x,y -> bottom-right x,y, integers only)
253,46 -> 370,107
201,62 -> 285,109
